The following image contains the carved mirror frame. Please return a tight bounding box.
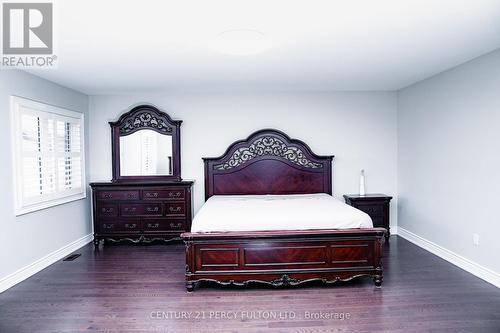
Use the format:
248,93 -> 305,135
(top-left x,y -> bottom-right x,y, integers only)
110,105 -> 182,182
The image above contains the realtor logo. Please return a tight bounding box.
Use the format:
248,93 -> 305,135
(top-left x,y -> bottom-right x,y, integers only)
2,2 -> 53,54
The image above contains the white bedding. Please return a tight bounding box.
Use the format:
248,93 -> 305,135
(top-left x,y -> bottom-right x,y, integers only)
191,193 -> 373,233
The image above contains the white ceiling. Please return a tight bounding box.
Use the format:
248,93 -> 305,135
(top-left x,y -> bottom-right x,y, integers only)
26,0 -> 500,94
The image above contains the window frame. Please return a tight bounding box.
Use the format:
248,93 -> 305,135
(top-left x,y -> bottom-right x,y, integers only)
11,96 -> 86,216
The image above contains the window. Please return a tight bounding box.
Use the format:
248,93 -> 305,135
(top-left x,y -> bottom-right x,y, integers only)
11,96 -> 86,215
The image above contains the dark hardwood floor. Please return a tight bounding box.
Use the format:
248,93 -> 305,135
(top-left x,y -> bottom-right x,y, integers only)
0,236 -> 499,333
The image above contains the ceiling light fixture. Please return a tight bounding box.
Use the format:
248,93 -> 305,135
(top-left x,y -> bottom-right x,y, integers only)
211,29 -> 271,56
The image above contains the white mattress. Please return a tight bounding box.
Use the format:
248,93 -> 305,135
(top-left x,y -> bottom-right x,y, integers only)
191,193 -> 373,233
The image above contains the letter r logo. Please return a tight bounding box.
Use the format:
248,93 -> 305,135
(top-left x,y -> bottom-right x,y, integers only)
2,3 -> 53,54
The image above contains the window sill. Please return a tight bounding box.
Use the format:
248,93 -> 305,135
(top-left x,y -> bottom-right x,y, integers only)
15,193 -> 87,216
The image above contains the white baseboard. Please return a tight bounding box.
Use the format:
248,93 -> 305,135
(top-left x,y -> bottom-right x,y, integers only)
0,233 -> 93,293
397,227 -> 500,288
390,225 -> 398,235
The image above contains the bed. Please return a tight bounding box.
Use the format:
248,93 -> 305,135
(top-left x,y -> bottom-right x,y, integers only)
181,129 -> 385,291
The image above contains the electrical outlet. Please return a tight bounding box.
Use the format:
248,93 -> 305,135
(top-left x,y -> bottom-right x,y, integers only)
473,233 -> 480,246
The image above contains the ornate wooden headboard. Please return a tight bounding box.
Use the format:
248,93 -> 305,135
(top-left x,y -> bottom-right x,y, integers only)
203,129 -> 334,200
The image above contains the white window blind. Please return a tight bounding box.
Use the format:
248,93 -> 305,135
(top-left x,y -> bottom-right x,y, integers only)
11,96 -> 86,215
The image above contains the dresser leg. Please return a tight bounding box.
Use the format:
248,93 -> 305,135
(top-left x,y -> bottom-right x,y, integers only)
186,281 -> 194,292
374,275 -> 383,288
93,237 -> 100,248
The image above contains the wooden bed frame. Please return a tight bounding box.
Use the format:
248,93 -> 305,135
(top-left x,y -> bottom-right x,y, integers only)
181,129 -> 385,291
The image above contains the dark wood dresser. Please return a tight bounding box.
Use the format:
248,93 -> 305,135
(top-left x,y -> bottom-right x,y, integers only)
90,181 -> 193,245
343,194 -> 392,241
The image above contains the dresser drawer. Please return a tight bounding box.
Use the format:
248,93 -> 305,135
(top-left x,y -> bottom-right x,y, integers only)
97,190 -> 139,201
356,204 -> 384,217
97,204 -> 118,217
165,202 -> 186,216
121,203 -> 163,216
99,220 -> 141,233
144,219 -> 186,232
143,188 -> 185,200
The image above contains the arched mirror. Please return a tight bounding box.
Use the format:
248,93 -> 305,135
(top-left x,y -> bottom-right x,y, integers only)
110,105 -> 182,182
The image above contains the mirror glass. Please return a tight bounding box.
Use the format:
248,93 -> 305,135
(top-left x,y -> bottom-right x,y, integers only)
120,130 -> 173,176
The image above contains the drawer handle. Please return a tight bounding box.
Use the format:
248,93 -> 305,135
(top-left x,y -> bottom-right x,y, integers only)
103,223 -> 114,229
146,192 -> 159,198
124,207 -> 137,212
169,206 -> 182,212
146,206 -> 160,212
147,223 -> 160,228
101,207 -> 114,213
125,223 -> 137,229
102,193 -> 113,199
170,222 -> 182,228
126,193 -> 136,199
168,192 -> 182,198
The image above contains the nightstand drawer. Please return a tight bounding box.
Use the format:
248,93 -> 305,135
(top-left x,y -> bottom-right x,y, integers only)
371,216 -> 386,228
356,204 -> 384,217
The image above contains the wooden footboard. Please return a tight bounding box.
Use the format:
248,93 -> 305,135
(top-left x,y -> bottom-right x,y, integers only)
181,228 -> 385,292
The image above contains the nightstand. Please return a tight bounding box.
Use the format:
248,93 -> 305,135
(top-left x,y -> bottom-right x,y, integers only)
343,194 -> 393,241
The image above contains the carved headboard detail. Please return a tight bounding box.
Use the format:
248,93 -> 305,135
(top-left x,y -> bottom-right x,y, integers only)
203,129 -> 334,200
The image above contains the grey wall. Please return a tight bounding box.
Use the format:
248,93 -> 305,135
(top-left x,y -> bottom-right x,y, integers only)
89,91 -> 398,225
398,49 -> 500,273
0,70 -> 91,282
